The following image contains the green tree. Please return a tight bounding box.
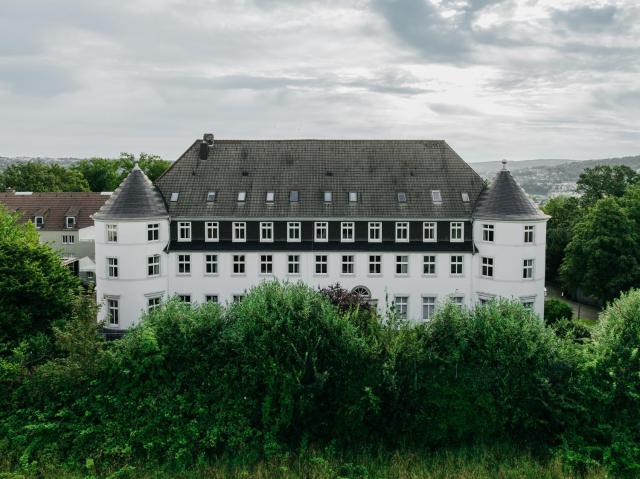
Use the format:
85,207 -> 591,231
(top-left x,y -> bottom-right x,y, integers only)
560,198 -> 640,303
544,299 -> 573,325
0,206 -> 82,350
0,161 -> 89,192
542,196 -> 582,281
576,165 -> 638,208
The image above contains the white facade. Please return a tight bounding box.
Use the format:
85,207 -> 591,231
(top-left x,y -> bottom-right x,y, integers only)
95,216 -> 547,329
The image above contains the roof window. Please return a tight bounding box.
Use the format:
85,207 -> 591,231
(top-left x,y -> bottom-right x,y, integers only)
397,192 -> 407,203
65,216 -> 76,229
266,192 -> 275,203
206,192 -> 216,202
349,192 -> 358,203
237,191 -> 247,202
34,216 -> 44,228
324,191 -> 332,203
461,192 -> 470,202
289,191 -> 299,202
170,192 -> 179,202
431,190 -> 442,203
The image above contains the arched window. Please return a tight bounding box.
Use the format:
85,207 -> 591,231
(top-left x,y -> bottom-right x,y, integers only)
351,286 -> 371,299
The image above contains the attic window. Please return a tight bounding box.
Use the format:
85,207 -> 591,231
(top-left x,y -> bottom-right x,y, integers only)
431,190 -> 442,203
65,216 -> 76,229
324,191 -> 332,203
397,192 -> 407,203
206,192 -> 216,202
349,192 -> 358,203
266,192 -> 275,203
461,192 -> 470,202
34,216 -> 44,228
170,192 -> 179,202
237,191 -> 247,202
289,191 -> 299,202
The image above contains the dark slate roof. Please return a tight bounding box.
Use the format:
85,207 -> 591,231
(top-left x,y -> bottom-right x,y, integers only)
0,192 -> 110,231
473,168 -> 548,220
94,165 -> 168,220
154,139 -> 485,219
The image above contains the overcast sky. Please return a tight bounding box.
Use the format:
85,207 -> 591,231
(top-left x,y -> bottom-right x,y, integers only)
0,0 -> 638,162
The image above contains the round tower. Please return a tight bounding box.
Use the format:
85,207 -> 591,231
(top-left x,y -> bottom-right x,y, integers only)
93,164 -> 170,331
472,160 -> 550,318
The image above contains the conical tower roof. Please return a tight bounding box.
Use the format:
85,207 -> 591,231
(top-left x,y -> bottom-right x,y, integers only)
473,162 -> 548,221
94,164 -> 168,220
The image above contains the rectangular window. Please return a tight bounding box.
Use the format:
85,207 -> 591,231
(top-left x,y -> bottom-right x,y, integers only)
422,296 -> 436,321
450,222 -> 463,242
482,224 -> 494,242
450,255 -> 463,275
431,190 -> 442,203
205,254 -> 218,275
522,301 -> 534,310
315,255 -> 328,275
394,296 -> 408,320
148,223 -> 159,241
237,191 -> 246,202
288,222 -> 301,242
147,296 -> 161,312
107,224 -> 118,242
349,192 -> 358,202
369,255 -> 381,275
289,191 -> 299,202
233,294 -> 244,303
341,255 -> 354,274
205,222 -> 219,242
107,298 -> 119,325
523,259 -> 534,279
62,234 -> 75,244
265,191 -> 275,203
233,254 -> 245,274
450,296 -> 464,309
524,225 -> 535,243
368,222 -> 382,242
395,222 -> 409,242
205,295 -> 218,303
423,255 -> 436,275
423,222 -> 436,242
315,222 -> 328,242
107,257 -> 118,278
34,216 -> 44,228
233,222 -> 246,242
341,222 -> 354,242
178,295 -> 191,304
288,255 -> 300,274
396,255 -> 408,275
206,191 -> 216,202
260,222 -> 274,242
178,222 -> 191,242
481,257 -> 494,278
65,216 -> 75,229
147,255 -> 160,277
177,254 -> 191,275
323,191 -> 332,203
260,255 -> 273,274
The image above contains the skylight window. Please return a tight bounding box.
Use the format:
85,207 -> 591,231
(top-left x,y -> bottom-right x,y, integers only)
237,191 -> 247,202
289,191 -> 299,202
349,192 -> 358,203
398,192 -> 407,203
324,191 -> 332,203
170,192 -> 179,202
206,191 -> 216,202
431,190 -> 442,203
266,192 -> 275,203
461,192 -> 470,202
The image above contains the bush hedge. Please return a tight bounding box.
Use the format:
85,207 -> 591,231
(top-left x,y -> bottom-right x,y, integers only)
1,282 -> 639,476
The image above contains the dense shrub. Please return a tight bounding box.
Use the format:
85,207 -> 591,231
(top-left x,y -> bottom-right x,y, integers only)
544,299 -> 573,325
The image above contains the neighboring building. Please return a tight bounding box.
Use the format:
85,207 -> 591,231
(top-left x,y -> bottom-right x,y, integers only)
94,135 -> 548,330
0,191 -> 111,283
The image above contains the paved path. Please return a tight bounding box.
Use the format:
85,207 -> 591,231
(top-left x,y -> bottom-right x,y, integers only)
546,283 -> 601,321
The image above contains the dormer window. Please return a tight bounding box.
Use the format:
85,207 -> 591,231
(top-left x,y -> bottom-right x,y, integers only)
349,192 -> 358,203
170,192 -> 179,202
397,192 -> 407,203
289,191 -> 299,202
266,192 -> 275,203
461,192 -> 470,202
34,216 -> 44,229
323,191 -> 332,203
431,190 -> 442,203
206,191 -> 216,202
65,216 -> 76,229
237,191 -> 247,202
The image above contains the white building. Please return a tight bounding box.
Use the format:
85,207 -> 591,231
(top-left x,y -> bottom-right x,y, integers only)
94,135 -> 548,330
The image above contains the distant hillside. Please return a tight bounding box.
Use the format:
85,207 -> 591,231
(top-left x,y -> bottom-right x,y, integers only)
473,155 -> 640,197
0,156 -> 82,169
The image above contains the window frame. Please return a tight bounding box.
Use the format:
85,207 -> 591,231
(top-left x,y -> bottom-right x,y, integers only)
341,255 -> 355,275
523,258 -> 534,279
147,254 -> 160,277
524,225 -> 535,243
34,216 -> 44,229
205,295 -> 218,303
287,221 -> 301,242
260,222 -> 274,243
323,191 -> 332,203
106,224 -> 118,243
423,255 -> 436,276
395,221 -> 409,243
288,254 -> 300,275
232,222 -> 246,242
482,224 -> 494,242
369,254 -> 382,275
62,234 -> 75,245
147,296 -> 162,312
65,216 -> 76,229
450,255 -> 463,276
341,222 -> 355,243
395,255 -> 409,275
314,221 -> 328,242
315,254 -> 328,275
106,298 -> 119,325
205,221 -> 219,242
393,295 -> 409,320
423,222 -> 437,242
204,254 -> 218,275
177,254 -> 191,275
422,296 -> 437,321
481,256 -> 494,278
450,222 -> 464,242
107,257 -> 118,278
368,222 -> 382,242
147,223 -> 160,242
177,221 -> 192,242
232,254 -> 246,275
260,254 -> 273,275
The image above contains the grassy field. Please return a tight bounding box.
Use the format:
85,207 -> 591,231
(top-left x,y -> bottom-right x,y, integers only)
0,446 -> 607,479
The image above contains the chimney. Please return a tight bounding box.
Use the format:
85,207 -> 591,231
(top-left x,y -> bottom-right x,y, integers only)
203,133 -> 214,145
199,141 -> 210,160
